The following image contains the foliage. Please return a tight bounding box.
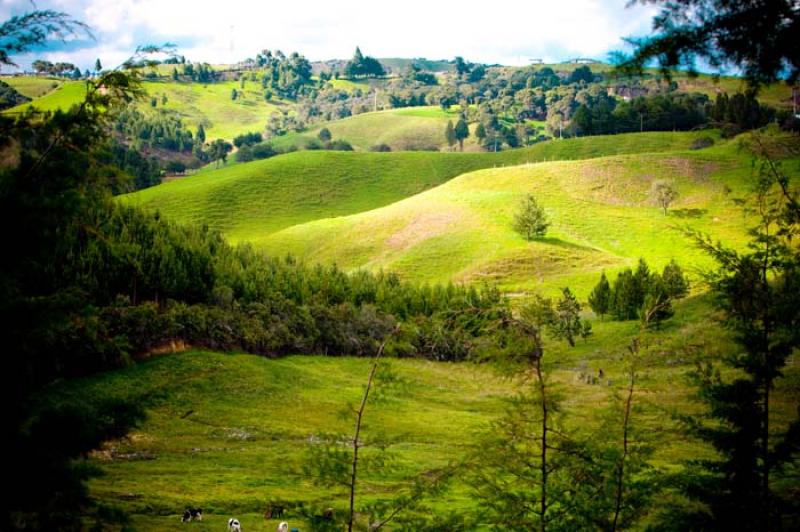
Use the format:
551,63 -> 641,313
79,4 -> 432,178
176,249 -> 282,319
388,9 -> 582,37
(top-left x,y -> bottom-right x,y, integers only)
0,10 -> 90,67
617,0 -> 800,88
513,194 -> 550,240
345,47 -> 385,78
0,79 -> 30,110
588,271 -> 612,318
658,132 -> 800,529
651,179 -> 679,215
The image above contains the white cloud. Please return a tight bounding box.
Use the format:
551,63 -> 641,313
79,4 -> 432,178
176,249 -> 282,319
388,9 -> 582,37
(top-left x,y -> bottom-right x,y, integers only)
0,0 -> 658,70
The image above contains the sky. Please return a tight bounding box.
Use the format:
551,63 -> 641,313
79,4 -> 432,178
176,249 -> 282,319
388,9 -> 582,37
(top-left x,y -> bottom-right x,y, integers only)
1,0 -> 659,71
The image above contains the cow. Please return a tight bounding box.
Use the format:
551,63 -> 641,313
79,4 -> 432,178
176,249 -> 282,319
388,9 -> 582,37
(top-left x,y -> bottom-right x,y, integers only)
181,508 -> 203,522
228,518 -> 242,532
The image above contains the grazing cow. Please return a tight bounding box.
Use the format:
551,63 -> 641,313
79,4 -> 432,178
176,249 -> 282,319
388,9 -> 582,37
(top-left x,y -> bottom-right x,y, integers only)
228,518 -> 242,532
181,508 -> 203,522
277,522 -> 289,532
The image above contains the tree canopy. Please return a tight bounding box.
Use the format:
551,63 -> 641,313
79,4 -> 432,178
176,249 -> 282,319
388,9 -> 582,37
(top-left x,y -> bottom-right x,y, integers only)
617,0 -> 800,89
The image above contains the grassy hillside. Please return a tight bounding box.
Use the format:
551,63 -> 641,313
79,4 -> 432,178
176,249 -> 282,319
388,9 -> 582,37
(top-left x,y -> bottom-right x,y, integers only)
44,314 -> 800,530
0,76 -> 63,98
2,79 -> 87,113
122,131 -> 713,245
1,77 -> 278,140
270,106 -> 463,152
140,80 -> 282,140
259,142 -> 766,295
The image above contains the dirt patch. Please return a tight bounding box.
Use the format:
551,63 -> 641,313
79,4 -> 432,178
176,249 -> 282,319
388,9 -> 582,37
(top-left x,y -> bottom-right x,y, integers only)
386,211 -> 459,251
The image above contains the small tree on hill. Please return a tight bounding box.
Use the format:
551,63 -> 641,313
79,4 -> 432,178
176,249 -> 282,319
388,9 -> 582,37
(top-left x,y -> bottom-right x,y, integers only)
454,117 -> 469,151
588,271 -> 611,319
475,122 -> 487,146
444,120 -> 456,151
550,287 -> 591,347
651,179 -> 678,215
513,194 -> 550,240
318,127 -> 332,142
94,57 -> 101,73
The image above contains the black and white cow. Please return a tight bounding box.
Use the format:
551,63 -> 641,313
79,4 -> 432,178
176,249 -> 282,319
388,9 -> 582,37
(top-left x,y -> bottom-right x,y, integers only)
228,517 -> 242,532
181,508 -> 203,522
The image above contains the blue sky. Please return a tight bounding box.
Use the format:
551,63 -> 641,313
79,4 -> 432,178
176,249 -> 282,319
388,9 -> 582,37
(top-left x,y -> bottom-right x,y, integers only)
1,0 -> 659,71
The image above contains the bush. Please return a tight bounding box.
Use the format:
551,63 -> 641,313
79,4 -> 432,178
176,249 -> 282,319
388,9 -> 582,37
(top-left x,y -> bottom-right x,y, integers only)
370,143 -> 391,152
327,139 -> 354,151
690,136 -> 715,149
236,145 -> 254,162
251,142 -> 277,160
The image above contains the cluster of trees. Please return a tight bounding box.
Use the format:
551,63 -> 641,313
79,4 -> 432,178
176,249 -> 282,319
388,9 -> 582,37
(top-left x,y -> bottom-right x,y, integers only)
344,47 -> 385,78
113,104 -> 195,152
256,49 -> 313,99
31,59 -> 81,78
179,62 -> 219,83
571,91 -> 709,136
588,259 -> 688,327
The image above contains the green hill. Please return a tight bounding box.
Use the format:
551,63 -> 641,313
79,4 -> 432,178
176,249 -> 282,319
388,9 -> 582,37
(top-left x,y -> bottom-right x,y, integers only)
270,106 -> 464,152
258,142 -> 764,295
122,131 -> 713,246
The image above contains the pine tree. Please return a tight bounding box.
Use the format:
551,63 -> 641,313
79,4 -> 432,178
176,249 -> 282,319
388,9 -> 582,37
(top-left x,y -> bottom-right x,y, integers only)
454,117 -> 470,151
444,120 -> 456,150
588,271 -> 611,319
196,123 -> 206,144
513,194 -> 550,240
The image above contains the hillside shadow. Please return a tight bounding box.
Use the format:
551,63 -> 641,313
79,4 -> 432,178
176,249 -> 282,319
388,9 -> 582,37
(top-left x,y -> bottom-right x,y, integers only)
670,208 -> 707,219
536,237 -> 601,253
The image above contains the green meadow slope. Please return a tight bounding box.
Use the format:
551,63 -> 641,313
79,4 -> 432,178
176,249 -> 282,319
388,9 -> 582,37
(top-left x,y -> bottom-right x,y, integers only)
45,312 -> 800,530
122,131 -> 712,245
260,142 -> 764,295
271,106 -> 464,151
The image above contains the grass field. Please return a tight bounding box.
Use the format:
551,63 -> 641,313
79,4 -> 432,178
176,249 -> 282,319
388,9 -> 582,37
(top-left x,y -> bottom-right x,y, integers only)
270,106 -> 464,152
40,295 -> 798,530
1,77 -> 279,140
140,80 -> 281,140
0,75 -> 63,98
2,79 -> 87,113
122,130 -> 727,295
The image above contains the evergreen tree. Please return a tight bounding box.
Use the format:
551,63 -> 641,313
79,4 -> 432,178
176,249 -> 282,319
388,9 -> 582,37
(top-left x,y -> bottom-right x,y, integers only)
549,287 -> 591,347
657,131 -> 800,530
454,117 -> 469,151
475,122 -> 487,145
196,123 -> 206,144
661,259 -> 689,299
94,57 -> 101,73
444,120 -> 456,150
513,194 -> 550,240
610,269 -> 639,320
588,271 -> 611,319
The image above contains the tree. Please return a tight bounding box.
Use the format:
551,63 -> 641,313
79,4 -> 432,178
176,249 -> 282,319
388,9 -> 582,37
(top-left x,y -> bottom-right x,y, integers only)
444,120 -> 456,150
658,131 -> 800,529
0,10 -> 90,68
318,127 -> 332,142
208,138 -> 232,166
454,117 -> 469,151
475,122 -> 487,145
549,287 -> 591,347
661,259 -> 689,299
588,271 -> 612,319
513,194 -> 550,240
651,179 -> 678,215
617,0 -> 800,89
94,57 -> 101,73
195,123 -> 206,144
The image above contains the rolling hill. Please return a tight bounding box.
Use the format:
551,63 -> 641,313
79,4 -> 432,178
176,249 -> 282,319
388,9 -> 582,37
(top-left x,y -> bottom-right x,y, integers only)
121,131 -> 714,246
